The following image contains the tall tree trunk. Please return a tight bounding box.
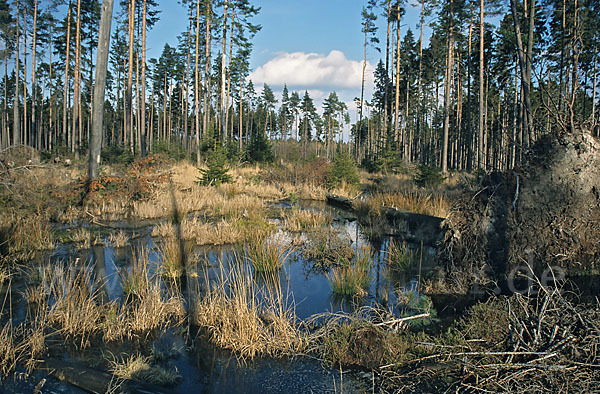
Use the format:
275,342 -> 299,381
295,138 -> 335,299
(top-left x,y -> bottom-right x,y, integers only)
526,0 -> 535,140
31,0 -> 38,149
466,8 -> 473,170
62,1 -> 71,149
22,4 -> 27,146
184,9 -> 191,151
510,0 -> 533,142
89,0 -> 114,181
12,0 -> 20,146
238,78 -> 243,151
219,0 -> 228,142
72,0 -> 81,158
417,0 -> 425,162
195,0 -> 201,164
203,1 -> 211,141
140,0 -> 147,156
225,8 -> 234,142
591,44 -> 597,130
478,0 -> 485,169
358,18 -> 368,159
126,0 -> 135,153
384,0 -> 391,148
394,13 -> 400,148
442,0 -> 454,174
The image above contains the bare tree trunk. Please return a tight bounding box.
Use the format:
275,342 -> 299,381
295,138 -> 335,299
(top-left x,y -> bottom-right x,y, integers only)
184,9 -> 191,151
238,78 -> 243,151
13,0 -> 20,146
203,0 -> 211,143
89,0 -> 114,181
62,1 -> 73,148
384,0 -> 391,149
510,0 -> 533,141
442,0 -> 454,174
394,12 -> 400,148
417,0 -> 425,162
126,0 -> 135,153
72,0 -> 81,158
225,8 -> 235,142
23,4 -> 27,146
31,0 -> 38,149
526,0 -> 535,141
141,0 -> 147,156
195,0 -> 201,164
478,0 -> 485,169
219,0 -> 229,142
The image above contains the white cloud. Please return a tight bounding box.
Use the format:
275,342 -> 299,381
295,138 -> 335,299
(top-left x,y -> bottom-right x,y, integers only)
249,50 -> 375,91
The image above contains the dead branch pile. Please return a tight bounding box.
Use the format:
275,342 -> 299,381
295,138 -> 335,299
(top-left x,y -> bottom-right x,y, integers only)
381,274 -> 600,393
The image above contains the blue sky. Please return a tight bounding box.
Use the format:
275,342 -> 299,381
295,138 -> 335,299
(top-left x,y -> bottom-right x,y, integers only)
146,0 -> 429,118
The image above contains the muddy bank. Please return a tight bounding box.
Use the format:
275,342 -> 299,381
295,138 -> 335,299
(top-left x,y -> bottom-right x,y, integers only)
439,131 -> 600,290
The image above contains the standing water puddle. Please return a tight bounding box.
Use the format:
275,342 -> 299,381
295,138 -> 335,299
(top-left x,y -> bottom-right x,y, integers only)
2,201 -> 437,393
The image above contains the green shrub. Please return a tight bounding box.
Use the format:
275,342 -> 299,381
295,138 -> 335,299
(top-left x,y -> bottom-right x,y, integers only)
327,153 -> 360,189
198,146 -> 232,186
413,165 -> 445,187
151,139 -> 187,161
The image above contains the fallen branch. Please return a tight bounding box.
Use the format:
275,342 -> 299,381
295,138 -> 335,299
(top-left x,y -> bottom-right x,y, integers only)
374,313 -> 431,327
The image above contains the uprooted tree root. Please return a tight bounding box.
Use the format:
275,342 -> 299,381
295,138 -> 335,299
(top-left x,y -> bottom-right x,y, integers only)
437,131 -> 600,291
380,273 -> 600,392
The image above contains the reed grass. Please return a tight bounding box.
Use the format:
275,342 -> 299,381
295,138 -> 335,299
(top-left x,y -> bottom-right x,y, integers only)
328,247 -> 373,297
387,241 -> 417,273
302,227 -> 355,266
192,254 -> 306,359
365,191 -> 450,218
108,230 -> 129,248
108,353 -> 181,386
6,214 -> 54,259
157,237 -> 193,280
282,209 -> 332,232
246,234 -> 294,273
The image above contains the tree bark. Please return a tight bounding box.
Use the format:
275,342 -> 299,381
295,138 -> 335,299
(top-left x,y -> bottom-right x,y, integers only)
72,0 -> 81,157
140,0 -> 147,156
220,0 -> 229,142
478,0 -> 485,169
126,0 -> 135,153
442,0 -> 454,174
194,0 -> 201,164
13,0 -> 20,146
89,0 -> 114,181
510,0 -> 533,141
31,0 -> 38,149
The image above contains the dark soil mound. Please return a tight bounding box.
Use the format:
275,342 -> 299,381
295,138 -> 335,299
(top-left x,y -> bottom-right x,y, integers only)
438,131 -> 600,291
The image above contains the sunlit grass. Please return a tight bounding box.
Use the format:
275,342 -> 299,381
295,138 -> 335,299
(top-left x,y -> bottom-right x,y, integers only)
328,246 -> 373,297
192,253 -> 306,360
108,353 -> 181,386
246,234 -> 294,273
364,191 -> 450,218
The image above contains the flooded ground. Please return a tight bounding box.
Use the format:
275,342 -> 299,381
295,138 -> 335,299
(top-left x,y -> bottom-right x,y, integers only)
1,200 -> 436,393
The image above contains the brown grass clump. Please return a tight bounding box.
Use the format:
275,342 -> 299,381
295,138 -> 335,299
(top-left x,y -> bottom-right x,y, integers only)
282,209 -> 332,232
365,191 -> 450,218
328,247 -> 373,297
302,227 -> 355,266
5,214 -> 54,259
157,237 -> 194,280
108,353 -> 181,386
192,255 -> 306,359
44,264 -> 104,348
108,230 -> 129,248
246,234 -> 294,273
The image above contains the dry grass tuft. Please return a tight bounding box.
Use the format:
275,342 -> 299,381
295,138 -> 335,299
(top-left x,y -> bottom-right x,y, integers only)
302,227 -> 355,266
192,254 -> 306,359
246,234 -> 294,273
328,246 -> 373,297
109,353 -> 181,386
5,214 -> 54,259
282,209 -> 332,232
109,230 -> 129,248
157,237 -> 193,280
365,191 -> 450,218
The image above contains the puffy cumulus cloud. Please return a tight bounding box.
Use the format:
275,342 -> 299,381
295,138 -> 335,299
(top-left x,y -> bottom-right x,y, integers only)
249,50 -> 374,91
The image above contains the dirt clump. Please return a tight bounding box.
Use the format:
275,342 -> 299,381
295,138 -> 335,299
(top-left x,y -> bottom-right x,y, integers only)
438,131 -> 600,291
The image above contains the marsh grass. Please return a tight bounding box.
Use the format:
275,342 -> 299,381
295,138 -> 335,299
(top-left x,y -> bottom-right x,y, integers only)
109,230 -> 129,248
192,254 -> 306,360
44,263 -> 104,348
246,234 -> 294,273
120,247 -> 152,298
108,353 -> 181,386
387,241 -> 418,273
282,209 -> 332,232
157,237 -> 193,280
6,214 -> 54,259
364,191 -> 450,218
302,227 -> 355,266
328,247 -> 373,297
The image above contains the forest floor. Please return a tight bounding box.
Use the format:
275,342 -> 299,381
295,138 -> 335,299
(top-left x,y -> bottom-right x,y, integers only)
0,137 -> 598,392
